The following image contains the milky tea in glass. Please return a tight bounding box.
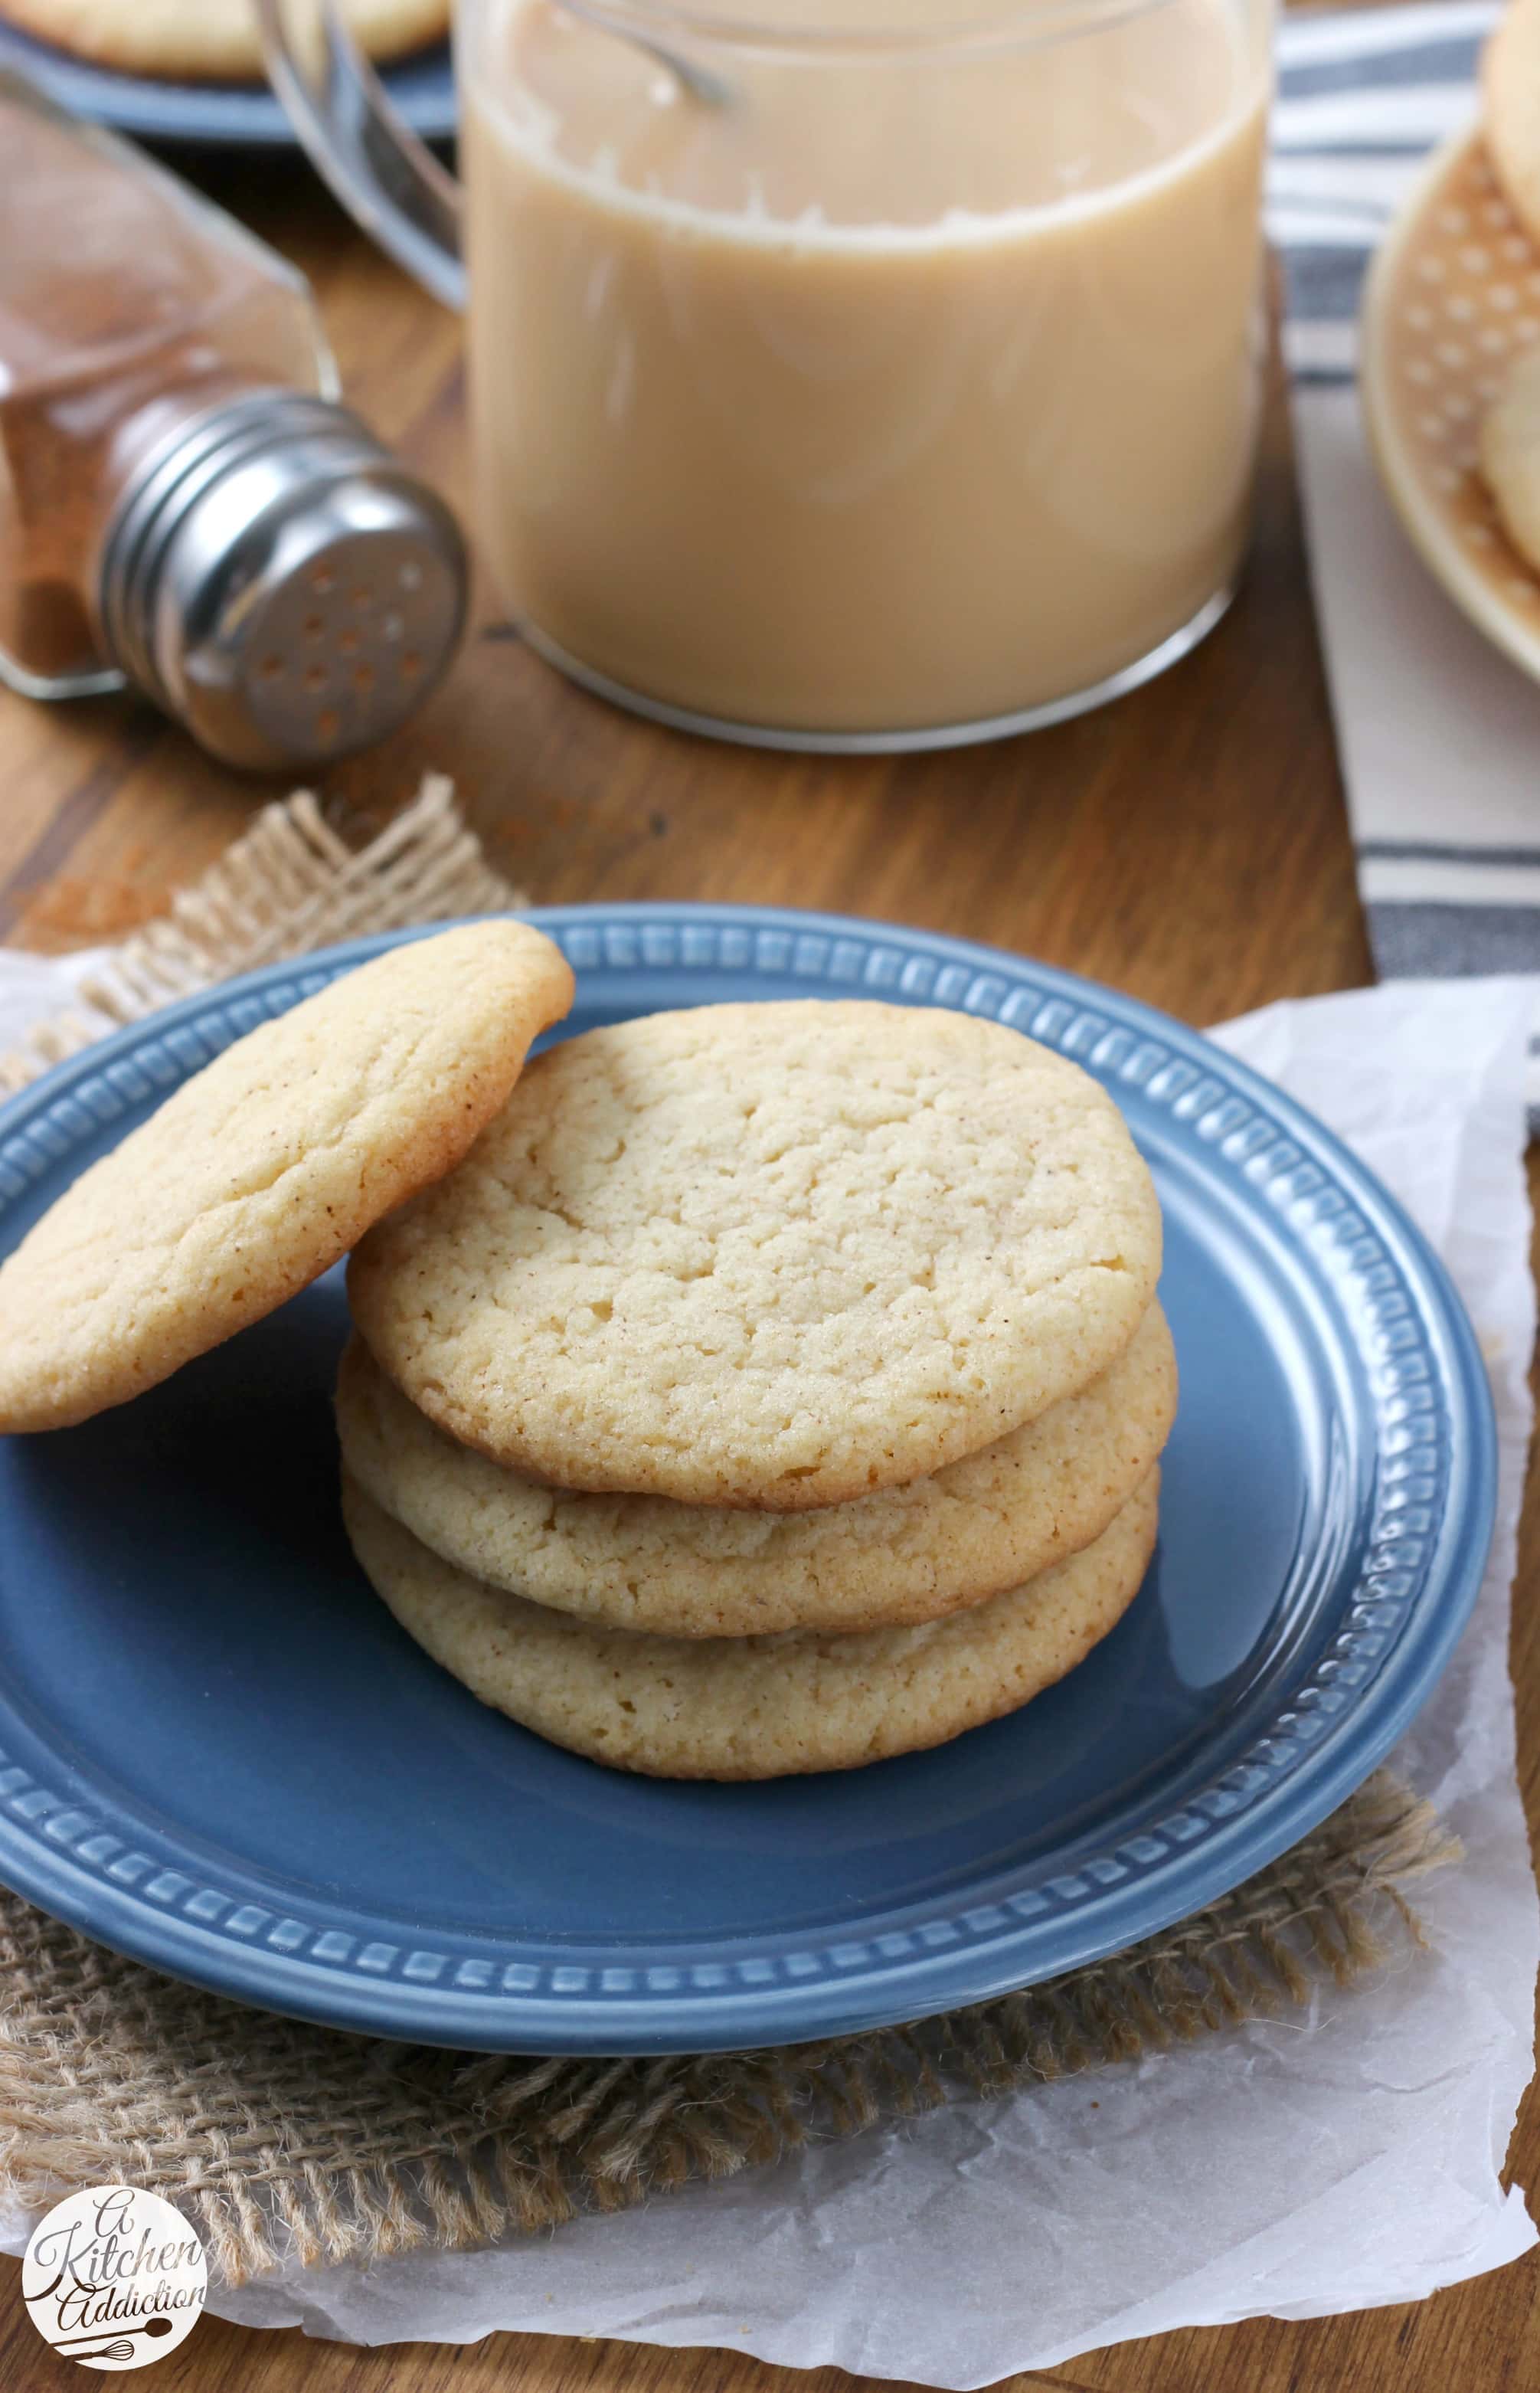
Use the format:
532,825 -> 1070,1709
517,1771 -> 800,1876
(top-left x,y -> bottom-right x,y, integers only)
460,0 -> 1273,744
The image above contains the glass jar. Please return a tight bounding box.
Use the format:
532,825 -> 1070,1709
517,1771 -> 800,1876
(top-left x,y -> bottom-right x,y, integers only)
264,0 -> 1274,749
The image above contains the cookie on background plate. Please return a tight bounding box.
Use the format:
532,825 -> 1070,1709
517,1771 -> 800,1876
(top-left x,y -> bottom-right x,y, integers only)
1486,0 -> 1540,247
0,922 -> 574,1433
342,1468 -> 1161,1780
337,1304 -> 1177,1636
0,0 -> 447,82
348,1000 -> 1163,1510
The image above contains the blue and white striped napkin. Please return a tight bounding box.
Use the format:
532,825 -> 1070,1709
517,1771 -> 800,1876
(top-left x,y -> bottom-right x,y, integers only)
1271,3 -> 1540,1106
1275,0 -> 1490,386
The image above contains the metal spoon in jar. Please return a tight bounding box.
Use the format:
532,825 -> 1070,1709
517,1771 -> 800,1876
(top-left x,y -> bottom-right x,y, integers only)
559,0 -> 735,106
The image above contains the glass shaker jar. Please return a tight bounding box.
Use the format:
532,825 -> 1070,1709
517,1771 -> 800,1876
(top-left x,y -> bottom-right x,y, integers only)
0,72 -> 466,766
265,0 -> 1274,750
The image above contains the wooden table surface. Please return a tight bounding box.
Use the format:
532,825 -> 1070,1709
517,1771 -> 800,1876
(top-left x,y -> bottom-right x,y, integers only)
2,74 -> 1539,2393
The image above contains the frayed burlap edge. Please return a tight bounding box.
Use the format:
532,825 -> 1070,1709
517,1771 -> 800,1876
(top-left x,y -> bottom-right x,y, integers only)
0,771 -> 523,1095
0,787 -> 1464,2285
0,1773 -> 1457,2286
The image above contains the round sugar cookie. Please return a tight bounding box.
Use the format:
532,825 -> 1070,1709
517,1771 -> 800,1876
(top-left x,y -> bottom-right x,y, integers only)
0,0 -> 448,82
0,922 -> 574,1433
342,1468 -> 1161,1780
348,1000 -> 1162,1509
336,1302 -> 1176,1635
1486,0 -> 1540,247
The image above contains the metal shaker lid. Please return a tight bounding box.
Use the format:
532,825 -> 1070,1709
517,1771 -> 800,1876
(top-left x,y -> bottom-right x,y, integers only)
98,391 -> 468,771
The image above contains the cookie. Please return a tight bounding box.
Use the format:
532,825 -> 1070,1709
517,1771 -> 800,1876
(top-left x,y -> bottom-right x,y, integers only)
0,922 -> 574,1434
1486,0 -> 1540,247
348,1000 -> 1162,1509
1480,345 -> 1540,572
336,1301 -> 1175,1636
342,1468 -> 1160,1779
0,0 -> 448,81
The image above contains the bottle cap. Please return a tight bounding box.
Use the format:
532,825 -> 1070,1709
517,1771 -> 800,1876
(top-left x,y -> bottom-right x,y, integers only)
98,391 -> 468,770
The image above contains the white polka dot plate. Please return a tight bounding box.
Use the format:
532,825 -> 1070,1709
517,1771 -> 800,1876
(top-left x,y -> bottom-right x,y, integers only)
1363,127 -> 1540,679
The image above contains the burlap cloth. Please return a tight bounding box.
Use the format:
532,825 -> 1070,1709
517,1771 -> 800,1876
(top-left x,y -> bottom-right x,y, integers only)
0,779 -> 1463,2288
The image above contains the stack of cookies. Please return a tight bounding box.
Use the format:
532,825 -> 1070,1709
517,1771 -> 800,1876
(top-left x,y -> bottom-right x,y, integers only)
0,925 -> 1171,1784
340,998 -> 1175,1780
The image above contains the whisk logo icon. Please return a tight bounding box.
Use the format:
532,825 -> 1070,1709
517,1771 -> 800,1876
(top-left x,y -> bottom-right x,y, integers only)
22,2186 -> 207,2371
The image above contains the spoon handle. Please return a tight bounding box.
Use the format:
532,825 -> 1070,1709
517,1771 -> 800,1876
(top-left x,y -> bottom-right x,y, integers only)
559,0 -> 734,106
54,2316 -> 171,2349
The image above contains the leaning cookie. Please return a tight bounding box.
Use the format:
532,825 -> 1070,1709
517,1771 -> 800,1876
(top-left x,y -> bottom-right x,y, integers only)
1486,0 -> 1540,248
0,922 -> 574,1433
0,0 -> 448,82
341,1469 -> 1160,1780
337,1305 -> 1176,1636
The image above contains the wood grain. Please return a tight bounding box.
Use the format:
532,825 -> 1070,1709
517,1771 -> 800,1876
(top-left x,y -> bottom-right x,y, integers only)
0,68 -> 1535,2393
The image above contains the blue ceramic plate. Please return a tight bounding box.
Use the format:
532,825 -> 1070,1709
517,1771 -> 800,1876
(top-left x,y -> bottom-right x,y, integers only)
0,908 -> 1496,2054
0,21 -> 455,146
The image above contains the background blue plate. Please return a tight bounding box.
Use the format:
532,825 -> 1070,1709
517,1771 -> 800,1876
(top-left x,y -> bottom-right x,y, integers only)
0,908 -> 1496,2054
0,21 -> 455,146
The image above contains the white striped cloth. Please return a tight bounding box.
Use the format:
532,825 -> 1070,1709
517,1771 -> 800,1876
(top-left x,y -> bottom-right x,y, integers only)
1271,4 -> 1540,1116
1274,2 -> 1493,367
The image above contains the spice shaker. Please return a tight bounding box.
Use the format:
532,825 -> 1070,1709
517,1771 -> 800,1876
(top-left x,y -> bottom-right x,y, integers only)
0,72 -> 467,770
